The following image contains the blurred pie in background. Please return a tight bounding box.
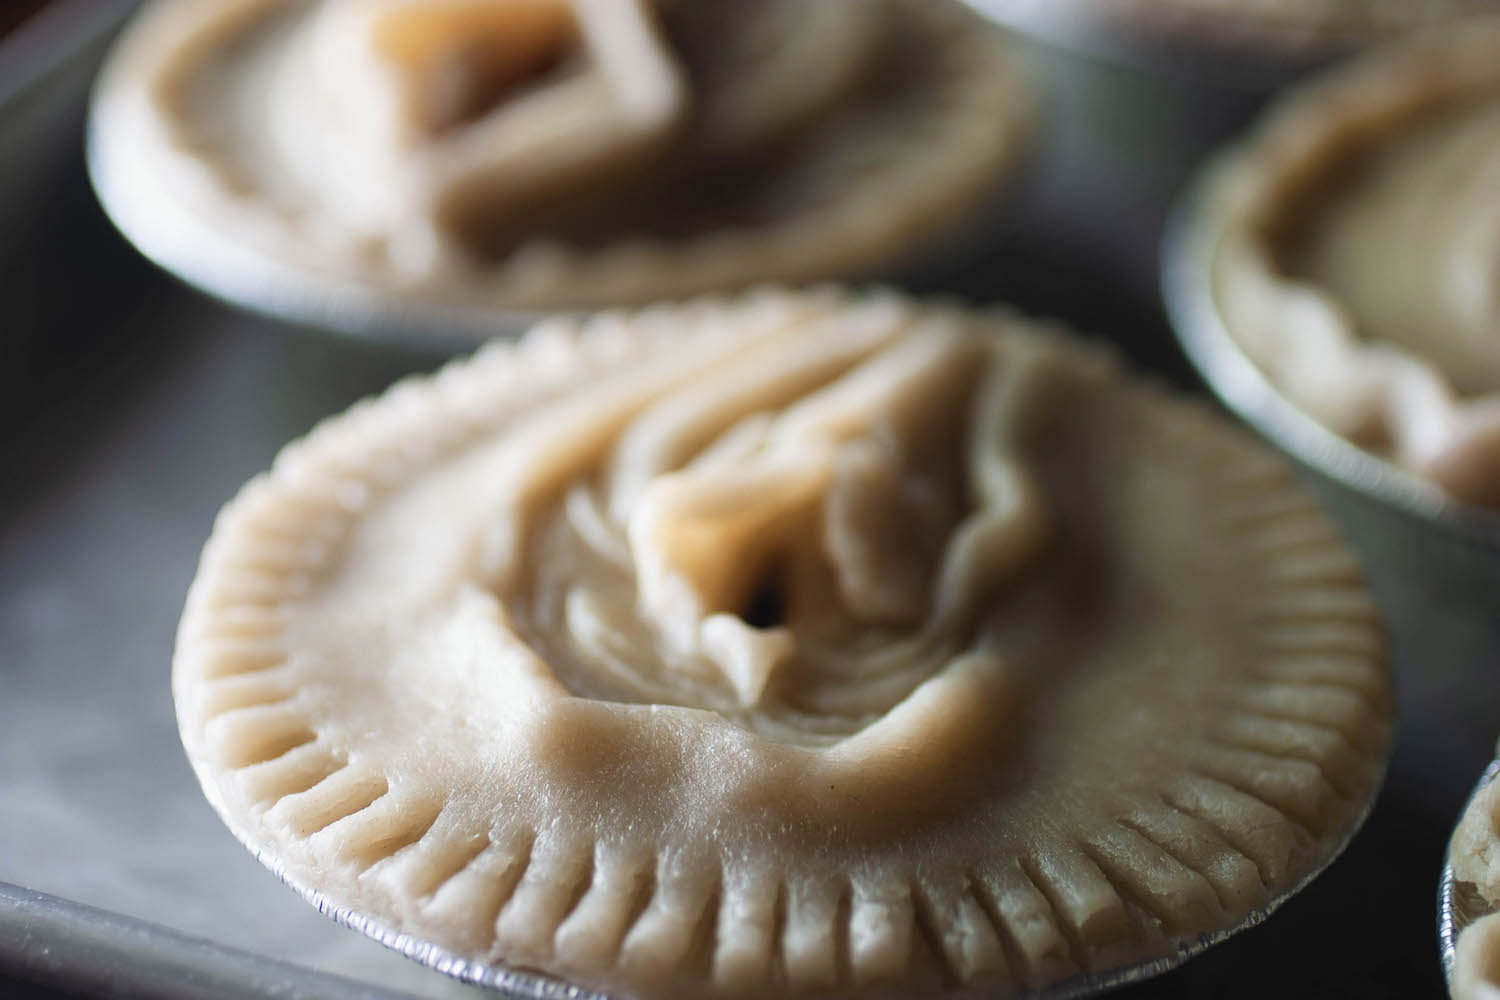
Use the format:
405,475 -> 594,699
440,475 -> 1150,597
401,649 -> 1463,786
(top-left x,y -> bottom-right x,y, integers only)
91,0 -> 1032,314
1182,18 -> 1500,507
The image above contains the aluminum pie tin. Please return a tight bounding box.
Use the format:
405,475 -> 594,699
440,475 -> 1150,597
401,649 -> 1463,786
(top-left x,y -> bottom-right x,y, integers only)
1161,167 -> 1500,554
1440,758 -> 1500,988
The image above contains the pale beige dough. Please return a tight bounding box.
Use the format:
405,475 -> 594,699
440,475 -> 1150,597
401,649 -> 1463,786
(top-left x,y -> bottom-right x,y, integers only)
1202,19 -> 1500,507
175,290 -> 1392,998
1455,776 -> 1500,905
1455,909 -> 1500,1000
1292,101 -> 1500,398
93,0 -> 1030,310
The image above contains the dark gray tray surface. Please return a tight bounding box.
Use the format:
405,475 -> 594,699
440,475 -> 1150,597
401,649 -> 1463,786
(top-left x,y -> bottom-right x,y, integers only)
3,16 -> 1489,1000
0,881 -> 431,1000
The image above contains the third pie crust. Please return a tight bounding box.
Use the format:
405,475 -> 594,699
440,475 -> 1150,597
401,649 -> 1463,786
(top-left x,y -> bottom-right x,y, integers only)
94,0 -> 1031,312
1198,18 -> 1500,507
1451,757 -> 1500,1000
174,290 -> 1392,997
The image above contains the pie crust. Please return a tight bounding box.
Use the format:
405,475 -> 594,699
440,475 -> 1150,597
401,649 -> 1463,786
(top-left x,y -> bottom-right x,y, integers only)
174,290 -> 1392,997
1197,19 -> 1500,507
93,0 -> 1030,312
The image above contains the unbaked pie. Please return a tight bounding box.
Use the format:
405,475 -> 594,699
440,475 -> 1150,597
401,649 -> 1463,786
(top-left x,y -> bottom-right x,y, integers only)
1187,18 -> 1500,507
92,0 -> 1031,313
174,289 -> 1392,997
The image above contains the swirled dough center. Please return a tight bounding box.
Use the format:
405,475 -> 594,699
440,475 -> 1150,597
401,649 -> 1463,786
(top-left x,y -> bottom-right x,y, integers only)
1290,98 -> 1500,396
485,303 -> 1051,746
292,298 -> 1055,818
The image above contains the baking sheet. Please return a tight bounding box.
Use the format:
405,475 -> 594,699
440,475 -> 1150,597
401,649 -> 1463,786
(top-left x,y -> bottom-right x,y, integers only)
0,7 -> 1490,998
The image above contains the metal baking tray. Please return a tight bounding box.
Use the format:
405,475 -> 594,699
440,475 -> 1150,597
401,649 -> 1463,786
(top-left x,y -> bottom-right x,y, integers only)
0,5 -> 1485,997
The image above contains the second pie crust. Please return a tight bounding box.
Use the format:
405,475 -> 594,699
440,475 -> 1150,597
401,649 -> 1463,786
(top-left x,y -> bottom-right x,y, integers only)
1193,19 -> 1500,507
93,0 -> 1032,315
